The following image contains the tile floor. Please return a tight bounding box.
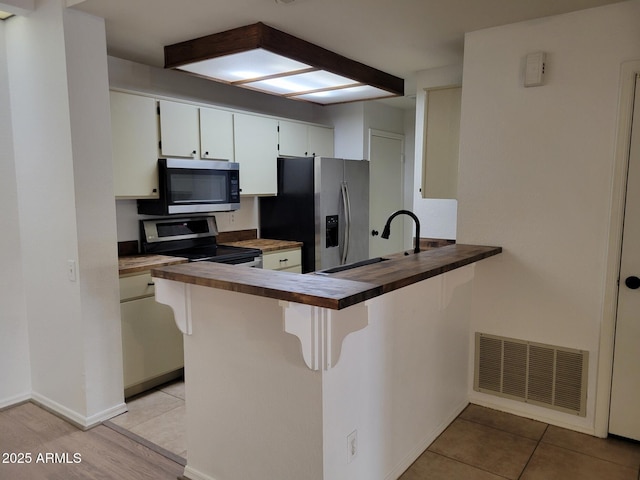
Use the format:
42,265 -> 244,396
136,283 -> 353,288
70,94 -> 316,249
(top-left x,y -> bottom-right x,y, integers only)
401,404 -> 640,480
111,380 -> 640,480
107,379 -> 187,461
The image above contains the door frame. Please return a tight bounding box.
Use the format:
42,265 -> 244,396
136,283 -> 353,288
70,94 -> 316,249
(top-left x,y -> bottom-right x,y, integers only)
596,60 -> 640,437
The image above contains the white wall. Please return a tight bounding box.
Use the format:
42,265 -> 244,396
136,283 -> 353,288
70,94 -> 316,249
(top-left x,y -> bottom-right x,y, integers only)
413,65 -> 462,240
0,20 -> 31,407
457,1 -> 640,434
4,0 -> 124,425
64,7 -> 124,422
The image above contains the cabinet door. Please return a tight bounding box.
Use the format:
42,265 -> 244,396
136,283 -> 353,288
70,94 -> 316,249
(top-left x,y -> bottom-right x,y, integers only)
110,91 -> 160,198
422,86 -> 461,199
308,125 -> 334,157
234,113 -> 278,195
121,296 -> 184,390
159,100 -> 199,158
278,120 -> 308,157
200,107 -> 234,160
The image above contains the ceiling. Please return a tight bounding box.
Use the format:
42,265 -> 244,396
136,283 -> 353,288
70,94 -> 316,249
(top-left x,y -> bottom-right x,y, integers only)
69,0 -> 623,108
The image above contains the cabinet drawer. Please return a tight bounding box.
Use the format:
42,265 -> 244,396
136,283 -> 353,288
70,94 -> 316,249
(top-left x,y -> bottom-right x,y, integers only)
263,248 -> 301,271
119,272 -> 155,301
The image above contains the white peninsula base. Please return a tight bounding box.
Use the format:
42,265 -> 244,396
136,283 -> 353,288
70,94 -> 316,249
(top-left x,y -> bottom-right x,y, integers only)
154,264 -> 476,480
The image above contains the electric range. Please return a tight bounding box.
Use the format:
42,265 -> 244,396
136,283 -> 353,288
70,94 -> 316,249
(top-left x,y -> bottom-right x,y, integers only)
140,216 -> 262,268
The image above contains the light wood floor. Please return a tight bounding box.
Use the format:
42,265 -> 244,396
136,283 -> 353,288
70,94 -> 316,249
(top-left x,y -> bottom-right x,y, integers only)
0,402 -> 184,480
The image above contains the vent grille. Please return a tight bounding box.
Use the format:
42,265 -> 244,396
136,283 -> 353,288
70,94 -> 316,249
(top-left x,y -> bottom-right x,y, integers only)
474,333 -> 588,416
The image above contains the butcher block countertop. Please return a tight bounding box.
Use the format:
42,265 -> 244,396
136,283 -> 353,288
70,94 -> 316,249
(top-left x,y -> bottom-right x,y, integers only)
119,255 -> 188,276
151,244 -> 501,310
220,238 -> 303,253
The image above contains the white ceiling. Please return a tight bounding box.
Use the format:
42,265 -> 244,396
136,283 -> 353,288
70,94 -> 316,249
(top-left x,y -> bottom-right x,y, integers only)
70,0 -> 623,108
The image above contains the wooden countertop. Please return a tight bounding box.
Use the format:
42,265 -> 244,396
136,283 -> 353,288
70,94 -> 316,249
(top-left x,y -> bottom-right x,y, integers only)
119,255 -> 188,276
151,244 -> 501,310
117,238 -> 299,275
221,238 -> 303,253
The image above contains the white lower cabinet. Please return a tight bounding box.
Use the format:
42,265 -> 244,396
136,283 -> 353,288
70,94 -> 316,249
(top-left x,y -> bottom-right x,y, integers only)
262,248 -> 302,273
119,272 -> 184,397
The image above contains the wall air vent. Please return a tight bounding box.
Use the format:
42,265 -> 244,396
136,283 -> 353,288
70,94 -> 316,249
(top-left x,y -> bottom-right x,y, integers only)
474,333 -> 588,416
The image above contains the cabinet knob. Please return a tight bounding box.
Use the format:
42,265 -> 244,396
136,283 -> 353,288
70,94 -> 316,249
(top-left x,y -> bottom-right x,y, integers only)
205,151 -> 209,156
625,276 -> 640,290
371,230 -> 379,236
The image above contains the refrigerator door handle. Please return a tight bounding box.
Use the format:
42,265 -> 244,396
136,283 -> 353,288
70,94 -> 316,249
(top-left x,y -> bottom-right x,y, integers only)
341,181 -> 352,265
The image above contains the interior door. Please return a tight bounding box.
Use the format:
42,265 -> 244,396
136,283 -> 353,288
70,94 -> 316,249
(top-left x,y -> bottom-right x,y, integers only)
369,131 -> 405,257
610,75 -> 640,441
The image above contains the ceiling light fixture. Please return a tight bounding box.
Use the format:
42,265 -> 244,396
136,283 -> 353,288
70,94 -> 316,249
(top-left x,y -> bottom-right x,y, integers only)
164,22 -> 404,105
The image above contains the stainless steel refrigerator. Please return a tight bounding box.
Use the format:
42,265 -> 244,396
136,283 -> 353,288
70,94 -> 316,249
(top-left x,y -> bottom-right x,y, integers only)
259,157 -> 369,273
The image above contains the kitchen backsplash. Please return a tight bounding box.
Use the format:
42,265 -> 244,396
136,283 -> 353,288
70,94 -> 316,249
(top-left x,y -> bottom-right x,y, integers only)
115,197 -> 260,243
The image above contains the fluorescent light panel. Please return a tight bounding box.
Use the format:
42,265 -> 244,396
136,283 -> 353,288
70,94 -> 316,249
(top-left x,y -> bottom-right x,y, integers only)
165,23 -> 404,105
179,50 -> 310,83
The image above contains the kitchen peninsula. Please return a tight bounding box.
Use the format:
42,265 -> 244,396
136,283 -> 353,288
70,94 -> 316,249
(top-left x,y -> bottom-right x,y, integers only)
152,244 -> 501,480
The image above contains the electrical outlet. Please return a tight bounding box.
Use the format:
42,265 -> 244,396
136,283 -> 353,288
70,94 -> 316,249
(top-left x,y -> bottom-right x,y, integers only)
347,430 -> 358,463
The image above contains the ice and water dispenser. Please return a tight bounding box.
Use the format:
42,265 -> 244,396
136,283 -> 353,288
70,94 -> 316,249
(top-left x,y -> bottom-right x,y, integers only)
326,215 -> 339,248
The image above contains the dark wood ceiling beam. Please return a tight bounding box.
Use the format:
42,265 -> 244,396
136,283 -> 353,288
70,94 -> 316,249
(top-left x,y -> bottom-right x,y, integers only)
164,22 -> 404,96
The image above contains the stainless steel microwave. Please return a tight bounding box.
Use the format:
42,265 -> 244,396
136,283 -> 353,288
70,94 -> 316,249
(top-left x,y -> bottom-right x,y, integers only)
137,158 -> 241,215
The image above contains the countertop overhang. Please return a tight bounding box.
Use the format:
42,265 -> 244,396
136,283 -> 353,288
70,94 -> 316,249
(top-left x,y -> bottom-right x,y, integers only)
151,244 -> 502,310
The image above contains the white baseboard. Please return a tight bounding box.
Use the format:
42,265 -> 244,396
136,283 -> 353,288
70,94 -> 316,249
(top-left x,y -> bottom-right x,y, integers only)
0,391 -> 31,410
182,465 -> 218,480
31,392 -> 127,430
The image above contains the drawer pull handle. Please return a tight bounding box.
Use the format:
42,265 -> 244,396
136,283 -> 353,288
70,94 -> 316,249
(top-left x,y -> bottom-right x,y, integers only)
147,282 -> 155,286
279,258 -> 288,262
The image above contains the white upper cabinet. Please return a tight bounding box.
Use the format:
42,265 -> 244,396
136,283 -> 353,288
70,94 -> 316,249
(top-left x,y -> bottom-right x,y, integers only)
110,91 -> 332,198
234,113 -> 278,195
279,120 -> 334,158
422,86 -> 461,199
159,100 -> 235,161
308,125 -> 334,157
278,120 -> 308,157
200,107 -> 234,161
110,91 -> 160,199
158,100 -> 200,158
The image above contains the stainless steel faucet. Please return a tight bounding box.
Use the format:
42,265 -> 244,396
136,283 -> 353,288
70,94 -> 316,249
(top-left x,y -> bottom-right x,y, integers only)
381,210 -> 421,254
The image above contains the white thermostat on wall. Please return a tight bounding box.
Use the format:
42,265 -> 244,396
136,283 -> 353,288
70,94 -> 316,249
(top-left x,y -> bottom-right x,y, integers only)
524,51 -> 546,87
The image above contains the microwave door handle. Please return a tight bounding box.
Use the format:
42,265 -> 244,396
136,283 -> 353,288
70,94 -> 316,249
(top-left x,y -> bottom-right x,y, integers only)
341,182 -> 351,265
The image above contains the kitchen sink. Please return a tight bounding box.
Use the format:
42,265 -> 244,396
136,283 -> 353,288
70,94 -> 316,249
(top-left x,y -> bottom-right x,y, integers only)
315,257 -> 389,274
